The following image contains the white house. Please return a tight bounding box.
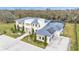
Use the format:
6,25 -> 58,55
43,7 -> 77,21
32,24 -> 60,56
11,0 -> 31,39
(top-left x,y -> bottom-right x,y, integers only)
15,17 -> 64,43
36,22 -> 64,43
16,17 -> 51,34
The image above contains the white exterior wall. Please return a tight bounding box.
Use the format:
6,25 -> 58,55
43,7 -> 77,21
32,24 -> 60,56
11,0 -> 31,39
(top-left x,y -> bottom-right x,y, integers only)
47,37 -> 50,43
36,34 -> 50,43
38,20 -> 47,30
36,34 -> 45,42
54,29 -> 63,37
32,24 -> 40,31
16,21 -> 18,29
24,23 -> 32,33
36,29 -> 63,44
16,21 -> 23,30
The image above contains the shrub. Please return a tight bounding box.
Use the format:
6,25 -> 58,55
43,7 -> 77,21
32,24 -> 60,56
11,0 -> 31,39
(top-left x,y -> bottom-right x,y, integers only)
3,30 -> 6,34
14,24 -> 16,30
34,33 -> 36,42
11,28 -> 15,33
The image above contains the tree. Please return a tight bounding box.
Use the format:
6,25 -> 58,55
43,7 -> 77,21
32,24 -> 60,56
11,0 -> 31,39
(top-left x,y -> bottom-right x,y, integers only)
11,27 -> 15,33
14,24 -> 16,31
3,30 -> 6,34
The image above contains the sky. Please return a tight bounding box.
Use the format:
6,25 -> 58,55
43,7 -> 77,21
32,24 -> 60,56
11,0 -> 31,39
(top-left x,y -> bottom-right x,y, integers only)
0,0 -> 79,7
0,7 -> 78,10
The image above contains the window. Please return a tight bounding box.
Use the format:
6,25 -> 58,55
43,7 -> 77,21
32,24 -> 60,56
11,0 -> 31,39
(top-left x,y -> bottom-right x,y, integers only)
32,24 -> 34,26
39,25 -> 40,27
35,24 -> 37,27
39,37 -> 41,39
42,37 -> 44,40
36,30 -> 37,32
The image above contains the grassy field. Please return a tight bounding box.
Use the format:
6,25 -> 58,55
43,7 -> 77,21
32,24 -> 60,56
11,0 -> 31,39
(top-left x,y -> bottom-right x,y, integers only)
63,23 -> 76,50
0,23 -> 21,38
77,24 -> 79,50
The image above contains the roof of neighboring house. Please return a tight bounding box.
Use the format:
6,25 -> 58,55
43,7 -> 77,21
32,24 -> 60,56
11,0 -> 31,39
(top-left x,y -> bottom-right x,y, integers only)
36,22 -> 64,37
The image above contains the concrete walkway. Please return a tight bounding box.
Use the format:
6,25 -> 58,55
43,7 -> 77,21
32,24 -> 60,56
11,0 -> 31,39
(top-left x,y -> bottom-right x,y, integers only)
6,33 -> 29,49
0,33 -> 29,50
16,33 -> 29,41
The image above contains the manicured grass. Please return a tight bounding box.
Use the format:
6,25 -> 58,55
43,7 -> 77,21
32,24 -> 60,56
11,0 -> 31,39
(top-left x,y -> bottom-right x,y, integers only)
21,34 -> 47,48
63,23 -> 76,51
0,23 -> 21,38
77,24 -> 79,50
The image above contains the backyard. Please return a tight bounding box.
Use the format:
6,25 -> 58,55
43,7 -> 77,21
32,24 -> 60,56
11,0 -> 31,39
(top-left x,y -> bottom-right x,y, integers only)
0,23 -> 22,38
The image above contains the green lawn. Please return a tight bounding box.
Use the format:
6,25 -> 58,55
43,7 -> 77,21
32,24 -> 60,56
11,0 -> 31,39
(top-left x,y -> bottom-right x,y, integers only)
63,23 -> 76,50
77,24 -> 79,50
21,34 -> 47,48
0,23 -> 21,38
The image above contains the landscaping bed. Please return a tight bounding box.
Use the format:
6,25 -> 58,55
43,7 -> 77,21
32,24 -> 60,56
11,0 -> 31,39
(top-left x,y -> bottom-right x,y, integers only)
21,34 -> 48,48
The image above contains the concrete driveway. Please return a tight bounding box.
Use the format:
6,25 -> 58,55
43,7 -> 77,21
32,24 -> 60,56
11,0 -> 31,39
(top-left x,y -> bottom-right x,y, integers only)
0,35 -> 43,51
0,35 -> 70,51
45,36 -> 71,51
8,41 -> 43,51
0,35 -> 15,50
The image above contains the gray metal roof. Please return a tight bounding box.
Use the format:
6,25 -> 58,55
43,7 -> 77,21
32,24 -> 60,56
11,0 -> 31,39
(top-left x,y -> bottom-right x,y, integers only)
16,17 -> 50,25
36,29 -> 51,36
31,18 -> 39,24
16,17 -> 32,23
36,22 -> 64,37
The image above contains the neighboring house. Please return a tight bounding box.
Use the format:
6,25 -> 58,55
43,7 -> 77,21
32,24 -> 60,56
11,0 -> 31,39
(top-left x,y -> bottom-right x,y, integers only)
16,17 -> 64,43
